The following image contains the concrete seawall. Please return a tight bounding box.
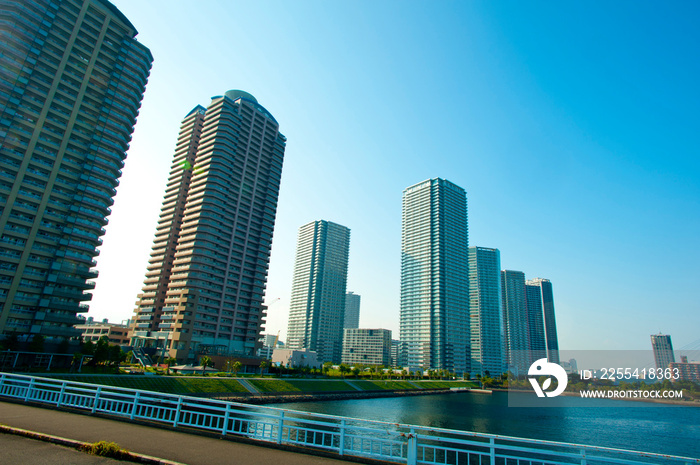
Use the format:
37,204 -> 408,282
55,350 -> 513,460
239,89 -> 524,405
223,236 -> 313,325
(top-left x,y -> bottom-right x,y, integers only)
217,388 -> 458,404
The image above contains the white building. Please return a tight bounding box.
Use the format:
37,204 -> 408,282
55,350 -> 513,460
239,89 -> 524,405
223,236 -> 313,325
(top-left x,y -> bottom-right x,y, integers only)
271,348 -> 321,369
400,179 -> 469,374
342,328 -> 392,366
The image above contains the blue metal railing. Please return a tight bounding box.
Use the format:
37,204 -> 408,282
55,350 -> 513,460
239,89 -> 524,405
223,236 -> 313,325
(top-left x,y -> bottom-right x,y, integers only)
0,373 -> 697,465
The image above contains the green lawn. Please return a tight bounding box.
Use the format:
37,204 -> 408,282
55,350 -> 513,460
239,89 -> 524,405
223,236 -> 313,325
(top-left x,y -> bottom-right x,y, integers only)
44,374 -> 476,395
248,379 -> 301,392
285,380 -> 356,392
351,380 -> 420,391
412,381 -> 476,389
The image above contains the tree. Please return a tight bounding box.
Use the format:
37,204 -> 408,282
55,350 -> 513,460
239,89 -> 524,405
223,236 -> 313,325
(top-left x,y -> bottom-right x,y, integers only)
93,336 -> 110,366
338,363 -> 350,378
232,360 -> 242,376
165,357 -> 177,375
108,344 -> 125,367
260,359 -> 270,376
200,355 -> 212,375
28,334 -> 45,353
322,361 -> 333,376
82,340 -> 95,356
57,338 -> 70,354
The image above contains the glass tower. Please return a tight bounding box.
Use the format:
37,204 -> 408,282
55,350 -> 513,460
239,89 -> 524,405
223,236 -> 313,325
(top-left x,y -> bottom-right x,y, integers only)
0,0 -> 151,342
286,220 -> 350,364
501,269 -> 530,375
400,178 -> 469,374
129,90 -> 285,362
343,291 -> 360,329
526,278 -> 559,363
651,334 -> 675,370
468,246 -> 504,377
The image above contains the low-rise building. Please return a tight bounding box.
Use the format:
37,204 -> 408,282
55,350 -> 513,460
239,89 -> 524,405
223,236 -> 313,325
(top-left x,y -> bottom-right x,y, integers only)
271,348 -> 321,369
257,334 -> 284,359
670,360 -> 700,383
342,328 -> 392,366
75,320 -> 130,345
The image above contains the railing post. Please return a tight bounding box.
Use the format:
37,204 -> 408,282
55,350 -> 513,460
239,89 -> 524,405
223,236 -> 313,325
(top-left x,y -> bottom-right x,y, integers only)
339,419 -> 346,455
0,373 -> 5,393
277,411 -> 285,444
130,391 -> 141,420
173,396 -> 183,427
406,427 -> 417,465
490,437 -> 495,465
23,377 -> 34,402
580,448 -> 587,465
91,386 -> 102,414
222,404 -> 231,436
56,381 -> 66,407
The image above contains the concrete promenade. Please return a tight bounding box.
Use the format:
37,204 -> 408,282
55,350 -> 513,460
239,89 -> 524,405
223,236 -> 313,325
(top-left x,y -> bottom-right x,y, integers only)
0,400 -> 359,465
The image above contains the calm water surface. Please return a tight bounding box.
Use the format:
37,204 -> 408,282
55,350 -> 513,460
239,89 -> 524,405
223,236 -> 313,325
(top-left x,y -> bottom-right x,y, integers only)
272,392 -> 700,458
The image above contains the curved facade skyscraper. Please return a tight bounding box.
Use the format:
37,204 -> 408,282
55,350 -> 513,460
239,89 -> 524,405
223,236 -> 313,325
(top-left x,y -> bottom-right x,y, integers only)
0,0 -> 152,342
400,178 -> 469,374
129,90 -> 286,362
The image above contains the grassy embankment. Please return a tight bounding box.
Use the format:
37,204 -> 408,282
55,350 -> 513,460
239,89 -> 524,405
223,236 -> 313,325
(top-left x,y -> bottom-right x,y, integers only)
43,374 -> 476,396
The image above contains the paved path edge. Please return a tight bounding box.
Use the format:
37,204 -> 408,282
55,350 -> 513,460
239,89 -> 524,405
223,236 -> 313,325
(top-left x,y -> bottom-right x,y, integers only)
0,424 -> 185,465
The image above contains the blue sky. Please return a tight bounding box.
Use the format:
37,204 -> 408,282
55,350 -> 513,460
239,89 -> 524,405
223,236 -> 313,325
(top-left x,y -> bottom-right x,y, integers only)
92,0 -> 700,352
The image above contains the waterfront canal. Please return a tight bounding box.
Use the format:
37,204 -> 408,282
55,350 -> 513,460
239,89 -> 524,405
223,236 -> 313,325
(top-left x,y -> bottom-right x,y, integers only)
273,391 -> 700,458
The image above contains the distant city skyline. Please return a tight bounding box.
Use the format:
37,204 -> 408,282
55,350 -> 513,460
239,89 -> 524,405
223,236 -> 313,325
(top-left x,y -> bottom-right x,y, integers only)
85,0 -> 699,352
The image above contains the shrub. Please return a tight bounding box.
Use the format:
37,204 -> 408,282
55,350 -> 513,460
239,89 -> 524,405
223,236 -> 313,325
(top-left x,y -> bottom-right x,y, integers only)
79,441 -> 129,459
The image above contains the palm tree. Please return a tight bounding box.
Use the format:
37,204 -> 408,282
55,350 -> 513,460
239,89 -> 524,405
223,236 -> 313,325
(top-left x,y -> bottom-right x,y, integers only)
199,355 -> 212,375
260,359 -> 270,376
165,357 -> 177,375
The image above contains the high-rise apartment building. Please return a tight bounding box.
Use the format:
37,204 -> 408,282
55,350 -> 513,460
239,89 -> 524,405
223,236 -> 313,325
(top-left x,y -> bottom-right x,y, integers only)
468,246 -> 504,377
342,328 -> 392,366
400,178 -> 469,374
286,220 -> 350,364
651,334 -> 675,370
525,283 -> 546,363
0,0 -> 151,342
525,278 -> 559,363
501,270 -> 530,375
344,291 -> 360,329
128,90 -> 285,362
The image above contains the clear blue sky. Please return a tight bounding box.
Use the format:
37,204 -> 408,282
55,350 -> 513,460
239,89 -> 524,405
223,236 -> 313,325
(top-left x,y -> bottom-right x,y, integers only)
91,0 -> 700,352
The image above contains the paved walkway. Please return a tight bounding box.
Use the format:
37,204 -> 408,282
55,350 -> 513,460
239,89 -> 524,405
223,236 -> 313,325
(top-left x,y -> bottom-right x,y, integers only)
0,433 -> 123,464
0,400 -> 357,465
